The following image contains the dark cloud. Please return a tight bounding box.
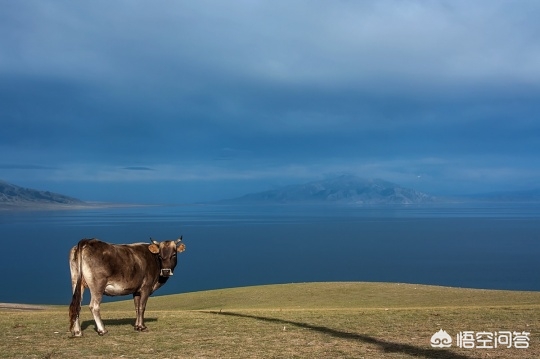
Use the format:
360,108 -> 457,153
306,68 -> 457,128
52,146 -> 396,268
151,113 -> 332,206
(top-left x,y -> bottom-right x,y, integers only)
1,1 -> 540,200
123,167 -> 154,171
0,164 -> 57,170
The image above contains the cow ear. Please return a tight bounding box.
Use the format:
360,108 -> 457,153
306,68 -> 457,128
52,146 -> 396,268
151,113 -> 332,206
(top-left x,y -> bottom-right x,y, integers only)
177,243 -> 186,253
148,244 -> 160,254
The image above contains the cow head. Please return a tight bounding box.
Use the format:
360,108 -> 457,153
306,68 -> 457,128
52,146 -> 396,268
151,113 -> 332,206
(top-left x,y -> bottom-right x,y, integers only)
148,237 -> 185,277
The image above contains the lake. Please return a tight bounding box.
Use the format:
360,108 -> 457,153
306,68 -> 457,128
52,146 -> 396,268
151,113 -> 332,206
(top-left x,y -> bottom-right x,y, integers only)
1,203 -> 539,305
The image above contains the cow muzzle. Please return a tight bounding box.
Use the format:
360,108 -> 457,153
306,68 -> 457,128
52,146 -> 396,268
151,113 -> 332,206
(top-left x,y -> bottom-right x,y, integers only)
160,269 -> 173,277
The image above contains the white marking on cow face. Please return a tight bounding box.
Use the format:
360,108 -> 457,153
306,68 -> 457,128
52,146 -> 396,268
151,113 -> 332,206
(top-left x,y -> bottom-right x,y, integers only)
160,268 -> 173,276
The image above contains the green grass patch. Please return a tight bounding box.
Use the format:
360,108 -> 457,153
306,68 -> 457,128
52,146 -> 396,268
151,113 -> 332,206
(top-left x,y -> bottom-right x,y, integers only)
1,282 -> 538,358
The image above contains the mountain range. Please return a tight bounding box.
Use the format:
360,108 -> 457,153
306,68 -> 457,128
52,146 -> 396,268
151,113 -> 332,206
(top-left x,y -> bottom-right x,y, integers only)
0,180 -> 84,208
2,176 -> 539,208
222,175 -> 436,204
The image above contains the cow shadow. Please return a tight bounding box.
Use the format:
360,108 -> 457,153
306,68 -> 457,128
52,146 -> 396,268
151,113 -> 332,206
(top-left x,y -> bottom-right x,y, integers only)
81,318 -> 158,332
204,311 -> 475,359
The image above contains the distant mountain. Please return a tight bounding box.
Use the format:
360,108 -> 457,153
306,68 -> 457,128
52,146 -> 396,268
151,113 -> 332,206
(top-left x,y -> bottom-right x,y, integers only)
223,175 -> 436,204
0,180 -> 84,207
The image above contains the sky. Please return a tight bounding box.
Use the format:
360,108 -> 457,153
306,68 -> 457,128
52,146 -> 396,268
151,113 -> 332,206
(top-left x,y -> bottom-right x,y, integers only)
1,0 -> 540,203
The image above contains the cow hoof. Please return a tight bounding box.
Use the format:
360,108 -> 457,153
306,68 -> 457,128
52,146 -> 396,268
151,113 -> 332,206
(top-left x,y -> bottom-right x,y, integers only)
135,326 -> 148,332
97,329 -> 108,336
71,331 -> 83,338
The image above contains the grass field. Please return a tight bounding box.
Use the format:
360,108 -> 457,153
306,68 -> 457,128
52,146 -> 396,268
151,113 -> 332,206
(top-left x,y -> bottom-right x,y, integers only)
1,282 -> 539,358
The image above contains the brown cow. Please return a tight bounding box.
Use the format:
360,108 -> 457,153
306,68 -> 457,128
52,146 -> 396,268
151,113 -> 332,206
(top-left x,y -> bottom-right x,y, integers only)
68,237 -> 185,336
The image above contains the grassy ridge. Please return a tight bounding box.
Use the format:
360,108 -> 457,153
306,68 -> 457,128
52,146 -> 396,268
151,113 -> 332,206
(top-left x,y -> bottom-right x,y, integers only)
1,282 -> 539,359
110,282 -> 540,311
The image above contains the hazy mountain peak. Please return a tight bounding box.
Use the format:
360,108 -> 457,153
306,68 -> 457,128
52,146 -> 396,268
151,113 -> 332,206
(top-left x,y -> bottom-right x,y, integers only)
225,176 -> 435,204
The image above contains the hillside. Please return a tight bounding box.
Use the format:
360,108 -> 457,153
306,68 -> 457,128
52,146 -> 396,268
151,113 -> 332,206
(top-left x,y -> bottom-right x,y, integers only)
1,282 -> 538,359
105,282 -> 540,311
224,175 -> 435,204
0,180 -> 84,208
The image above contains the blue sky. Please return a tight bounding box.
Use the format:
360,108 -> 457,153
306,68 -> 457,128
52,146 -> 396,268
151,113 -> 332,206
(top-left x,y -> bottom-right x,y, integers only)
1,1 -> 540,203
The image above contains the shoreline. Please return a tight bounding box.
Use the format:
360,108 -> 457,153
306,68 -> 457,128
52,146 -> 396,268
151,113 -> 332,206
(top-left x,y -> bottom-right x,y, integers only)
0,201 -> 158,212
0,303 -> 48,311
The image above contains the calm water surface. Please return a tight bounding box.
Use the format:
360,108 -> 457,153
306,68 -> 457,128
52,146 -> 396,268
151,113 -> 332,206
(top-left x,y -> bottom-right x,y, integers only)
1,203 -> 539,304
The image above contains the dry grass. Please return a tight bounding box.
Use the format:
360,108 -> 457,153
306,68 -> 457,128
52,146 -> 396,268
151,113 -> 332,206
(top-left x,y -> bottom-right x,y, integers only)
0,282 -> 538,358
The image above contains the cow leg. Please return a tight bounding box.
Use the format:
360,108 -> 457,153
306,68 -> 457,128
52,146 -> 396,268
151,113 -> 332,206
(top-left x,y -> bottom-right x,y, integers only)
86,277 -> 108,336
88,291 -> 108,335
70,284 -> 84,336
133,292 -> 150,331
133,293 -> 143,330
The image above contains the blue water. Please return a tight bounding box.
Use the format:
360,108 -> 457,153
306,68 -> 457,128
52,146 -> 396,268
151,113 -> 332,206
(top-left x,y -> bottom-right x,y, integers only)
1,203 -> 539,304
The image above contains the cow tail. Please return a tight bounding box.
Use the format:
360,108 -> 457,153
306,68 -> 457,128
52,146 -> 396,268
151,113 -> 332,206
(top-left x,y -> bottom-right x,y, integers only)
69,240 -> 85,332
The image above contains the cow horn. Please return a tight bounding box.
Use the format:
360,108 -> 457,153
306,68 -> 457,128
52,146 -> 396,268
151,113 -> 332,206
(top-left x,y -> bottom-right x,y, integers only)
175,236 -> 183,244
150,237 -> 159,245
